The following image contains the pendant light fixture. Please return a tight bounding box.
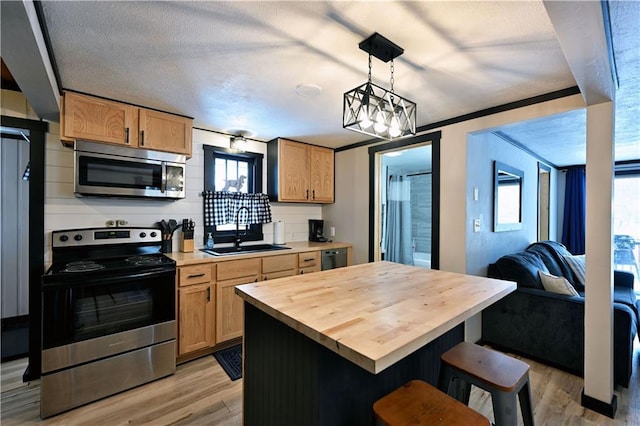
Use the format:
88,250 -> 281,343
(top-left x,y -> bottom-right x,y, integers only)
343,33 -> 417,140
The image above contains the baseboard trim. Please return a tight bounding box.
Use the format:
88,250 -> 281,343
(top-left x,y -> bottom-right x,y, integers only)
581,389 -> 617,418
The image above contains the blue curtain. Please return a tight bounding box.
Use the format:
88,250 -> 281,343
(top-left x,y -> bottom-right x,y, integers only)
561,166 -> 586,254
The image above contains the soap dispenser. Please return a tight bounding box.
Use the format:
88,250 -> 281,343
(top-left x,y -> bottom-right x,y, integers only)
206,232 -> 214,249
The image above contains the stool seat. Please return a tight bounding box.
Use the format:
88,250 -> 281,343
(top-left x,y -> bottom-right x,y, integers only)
373,380 -> 491,426
441,341 -> 530,392
439,342 -> 535,426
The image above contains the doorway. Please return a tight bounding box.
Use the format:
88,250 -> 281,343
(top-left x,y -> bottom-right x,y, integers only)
368,131 -> 441,268
1,129 -> 30,361
1,115 -> 47,381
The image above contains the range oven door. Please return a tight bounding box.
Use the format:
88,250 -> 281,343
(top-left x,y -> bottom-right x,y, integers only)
42,268 -> 175,373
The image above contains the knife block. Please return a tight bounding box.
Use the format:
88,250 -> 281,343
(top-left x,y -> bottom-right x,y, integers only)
180,232 -> 194,253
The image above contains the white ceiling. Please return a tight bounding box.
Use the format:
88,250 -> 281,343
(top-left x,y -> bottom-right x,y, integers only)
6,1 -> 640,166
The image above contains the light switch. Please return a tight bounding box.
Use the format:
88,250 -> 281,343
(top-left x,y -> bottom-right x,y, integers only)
473,218 -> 481,232
473,186 -> 479,201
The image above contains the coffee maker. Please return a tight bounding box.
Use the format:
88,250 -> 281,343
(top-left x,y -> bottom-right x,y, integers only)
308,219 -> 327,242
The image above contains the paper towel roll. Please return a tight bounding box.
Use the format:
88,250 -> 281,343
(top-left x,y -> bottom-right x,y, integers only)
273,221 -> 285,244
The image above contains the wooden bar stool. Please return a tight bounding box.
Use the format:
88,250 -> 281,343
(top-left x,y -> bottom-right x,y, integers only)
439,342 -> 534,426
373,379 -> 491,426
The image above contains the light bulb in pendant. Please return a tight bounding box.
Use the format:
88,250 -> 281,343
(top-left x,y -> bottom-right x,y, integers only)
389,116 -> 401,138
374,111 -> 387,133
358,107 -> 373,129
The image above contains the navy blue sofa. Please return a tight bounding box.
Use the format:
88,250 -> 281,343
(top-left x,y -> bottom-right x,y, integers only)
483,241 -> 638,387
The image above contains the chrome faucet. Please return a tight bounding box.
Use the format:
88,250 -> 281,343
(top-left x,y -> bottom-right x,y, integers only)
235,207 -> 250,249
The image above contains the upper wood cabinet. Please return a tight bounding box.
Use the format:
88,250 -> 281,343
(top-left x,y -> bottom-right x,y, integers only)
138,108 -> 192,156
61,91 -> 136,146
267,138 -> 334,203
61,91 -> 193,157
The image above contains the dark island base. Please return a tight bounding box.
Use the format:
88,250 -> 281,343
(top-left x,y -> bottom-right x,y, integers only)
243,303 -> 464,426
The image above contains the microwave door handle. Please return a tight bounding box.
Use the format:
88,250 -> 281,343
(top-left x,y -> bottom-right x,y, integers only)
161,163 -> 167,193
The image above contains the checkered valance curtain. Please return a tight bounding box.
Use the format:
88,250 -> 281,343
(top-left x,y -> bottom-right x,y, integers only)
203,191 -> 272,226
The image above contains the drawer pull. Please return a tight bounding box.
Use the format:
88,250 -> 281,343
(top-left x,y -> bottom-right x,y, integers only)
188,273 -> 206,278
303,258 -> 315,262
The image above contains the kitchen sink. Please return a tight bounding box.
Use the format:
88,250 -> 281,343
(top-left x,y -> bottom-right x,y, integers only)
201,244 -> 291,256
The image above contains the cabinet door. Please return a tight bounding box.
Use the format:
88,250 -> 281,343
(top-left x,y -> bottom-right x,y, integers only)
278,139 -> 310,202
309,145 -> 334,203
178,283 -> 215,355
138,108 -> 193,156
216,275 -> 258,343
298,251 -> 321,274
62,91 -> 136,146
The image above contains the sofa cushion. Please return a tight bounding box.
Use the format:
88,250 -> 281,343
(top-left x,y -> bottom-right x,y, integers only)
563,254 -> 586,287
490,251 -> 549,289
539,271 -> 580,296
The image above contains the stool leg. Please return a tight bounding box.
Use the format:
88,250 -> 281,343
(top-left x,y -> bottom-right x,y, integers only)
452,378 -> 472,405
491,390 -> 518,426
517,378 -> 535,426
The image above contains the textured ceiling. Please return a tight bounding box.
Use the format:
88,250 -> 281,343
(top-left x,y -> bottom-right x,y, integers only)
34,1 -> 639,165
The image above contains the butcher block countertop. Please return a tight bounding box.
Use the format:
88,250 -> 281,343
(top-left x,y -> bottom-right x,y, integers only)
166,241 -> 351,266
235,261 -> 516,374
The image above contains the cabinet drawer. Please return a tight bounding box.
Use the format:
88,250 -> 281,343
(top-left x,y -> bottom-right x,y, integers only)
262,254 -> 297,274
299,265 -> 320,275
263,269 -> 296,281
298,251 -> 320,268
217,258 -> 261,281
178,264 -> 213,286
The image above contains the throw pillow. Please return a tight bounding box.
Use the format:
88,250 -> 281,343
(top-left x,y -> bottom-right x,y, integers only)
539,270 -> 580,296
563,254 -> 586,287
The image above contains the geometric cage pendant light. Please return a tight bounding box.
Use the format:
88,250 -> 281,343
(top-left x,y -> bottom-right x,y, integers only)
343,33 -> 417,140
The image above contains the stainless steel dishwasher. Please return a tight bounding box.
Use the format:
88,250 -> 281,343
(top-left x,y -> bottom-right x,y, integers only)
321,248 -> 348,270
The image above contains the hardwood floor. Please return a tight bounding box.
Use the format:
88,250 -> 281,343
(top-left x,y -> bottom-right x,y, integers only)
1,344 -> 638,425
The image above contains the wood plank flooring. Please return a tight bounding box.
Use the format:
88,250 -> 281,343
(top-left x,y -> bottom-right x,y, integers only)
1,343 -> 638,425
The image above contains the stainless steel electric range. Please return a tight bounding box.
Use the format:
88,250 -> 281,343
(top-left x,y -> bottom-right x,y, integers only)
40,227 -> 176,418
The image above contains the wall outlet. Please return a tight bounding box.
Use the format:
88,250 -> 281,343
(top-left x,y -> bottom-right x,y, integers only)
330,226 -> 336,237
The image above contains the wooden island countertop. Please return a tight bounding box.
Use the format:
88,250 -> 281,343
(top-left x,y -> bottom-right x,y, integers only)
236,261 -> 516,374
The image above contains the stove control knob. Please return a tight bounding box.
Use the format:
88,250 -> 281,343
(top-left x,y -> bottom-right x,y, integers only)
59,235 -> 68,242
150,231 -> 157,238
74,234 -> 83,242
139,232 -> 147,238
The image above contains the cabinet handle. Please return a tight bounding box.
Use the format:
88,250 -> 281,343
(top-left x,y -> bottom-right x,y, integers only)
206,286 -> 211,302
264,276 -> 268,281
140,130 -> 145,146
300,270 -> 304,274
188,273 -> 206,278
125,127 -> 130,144
312,190 -> 315,200
306,189 -> 309,200
255,278 -> 259,282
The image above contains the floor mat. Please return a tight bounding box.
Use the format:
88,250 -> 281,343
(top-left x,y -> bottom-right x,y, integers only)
213,344 -> 242,381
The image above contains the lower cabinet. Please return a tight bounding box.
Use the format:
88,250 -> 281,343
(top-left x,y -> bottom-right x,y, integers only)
177,264 -> 215,356
177,249 -> 343,355
216,258 -> 260,344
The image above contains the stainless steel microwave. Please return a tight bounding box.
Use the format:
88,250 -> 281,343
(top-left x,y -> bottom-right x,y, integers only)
74,141 -> 186,199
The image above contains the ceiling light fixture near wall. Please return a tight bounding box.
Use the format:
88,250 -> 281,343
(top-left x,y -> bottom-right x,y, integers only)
343,33 -> 417,140
230,132 -> 249,151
